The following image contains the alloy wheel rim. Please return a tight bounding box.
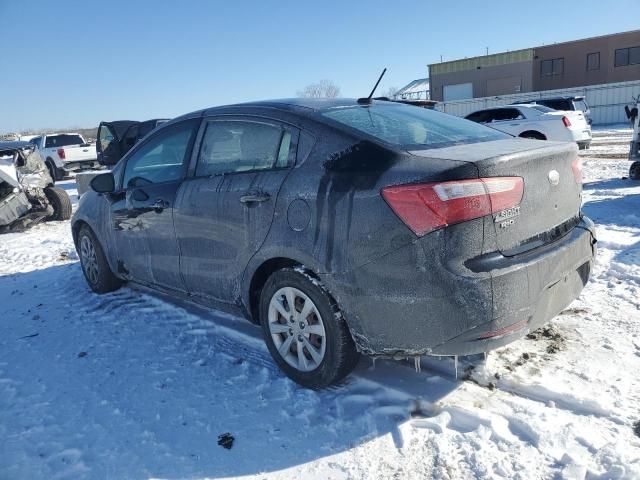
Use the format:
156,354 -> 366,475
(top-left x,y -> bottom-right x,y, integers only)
268,287 -> 327,372
80,236 -> 99,285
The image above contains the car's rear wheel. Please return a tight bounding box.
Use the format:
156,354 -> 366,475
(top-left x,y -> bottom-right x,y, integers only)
630,161 -> 640,180
44,186 -> 72,221
259,268 -> 360,388
78,226 -> 123,293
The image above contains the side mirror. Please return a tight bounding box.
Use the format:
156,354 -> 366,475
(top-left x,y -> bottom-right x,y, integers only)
90,172 -> 115,193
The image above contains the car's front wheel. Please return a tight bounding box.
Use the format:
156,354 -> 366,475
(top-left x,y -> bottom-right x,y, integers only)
44,186 -> 72,221
78,226 -> 123,293
260,268 -> 360,388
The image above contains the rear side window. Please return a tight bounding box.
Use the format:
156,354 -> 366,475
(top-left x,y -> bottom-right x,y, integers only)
530,105 -> 556,113
45,134 -> 84,148
465,111 -> 488,123
489,108 -> 524,121
322,103 -> 507,150
541,100 -> 572,111
196,121 -> 288,177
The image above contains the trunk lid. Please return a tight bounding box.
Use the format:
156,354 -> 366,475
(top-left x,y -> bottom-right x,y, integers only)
411,139 -> 582,255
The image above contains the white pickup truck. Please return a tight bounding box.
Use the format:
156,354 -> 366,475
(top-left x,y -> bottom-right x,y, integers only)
29,133 -> 100,182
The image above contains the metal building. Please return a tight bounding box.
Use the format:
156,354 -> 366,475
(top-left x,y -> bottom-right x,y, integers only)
429,30 -> 640,102
393,78 -> 430,100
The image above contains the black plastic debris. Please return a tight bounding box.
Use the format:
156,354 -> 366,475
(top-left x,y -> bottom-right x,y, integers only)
77,351 -> 87,358
217,433 -> 234,449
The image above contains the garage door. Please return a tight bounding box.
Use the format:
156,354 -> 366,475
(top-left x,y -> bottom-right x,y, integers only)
443,83 -> 473,101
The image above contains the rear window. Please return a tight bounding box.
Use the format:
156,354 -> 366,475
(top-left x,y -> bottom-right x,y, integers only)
322,103 -> 508,149
573,100 -> 588,113
45,134 -> 84,148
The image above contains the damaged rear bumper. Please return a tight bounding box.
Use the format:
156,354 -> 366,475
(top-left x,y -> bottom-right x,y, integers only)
322,217 -> 597,357
431,219 -> 595,355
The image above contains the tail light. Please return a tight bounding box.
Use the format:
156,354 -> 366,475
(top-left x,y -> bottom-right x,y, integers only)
571,157 -> 583,184
562,116 -> 572,128
57,148 -> 66,160
381,177 -> 524,237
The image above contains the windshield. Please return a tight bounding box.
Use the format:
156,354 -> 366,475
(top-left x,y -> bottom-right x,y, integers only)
321,103 -> 508,149
45,134 -> 84,148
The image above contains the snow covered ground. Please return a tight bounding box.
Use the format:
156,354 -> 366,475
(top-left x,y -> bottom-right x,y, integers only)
1,127 -> 639,480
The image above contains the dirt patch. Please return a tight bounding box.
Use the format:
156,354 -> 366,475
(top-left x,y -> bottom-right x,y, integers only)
526,324 -> 566,354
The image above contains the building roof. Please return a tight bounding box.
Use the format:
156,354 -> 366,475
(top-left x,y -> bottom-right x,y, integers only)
395,78 -> 430,97
535,29 -> 640,50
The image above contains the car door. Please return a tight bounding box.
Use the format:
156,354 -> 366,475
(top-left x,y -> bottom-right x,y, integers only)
174,117 -> 297,304
97,121 -> 137,166
110,118 -> 199,290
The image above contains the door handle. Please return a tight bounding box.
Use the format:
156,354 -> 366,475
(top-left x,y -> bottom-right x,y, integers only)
239,192 -> 270,204
152,199 -> 169,212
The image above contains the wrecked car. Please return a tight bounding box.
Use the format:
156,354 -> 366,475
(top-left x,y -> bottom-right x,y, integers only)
72,99 -> 597,388
0,141 -> 72,232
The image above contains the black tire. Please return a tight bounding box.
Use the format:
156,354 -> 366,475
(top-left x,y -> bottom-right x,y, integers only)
259,268 -> 360,389
78,225 -> 123,293
45,159 -> 57,183
519,131 -> 546,140
630,161 -> 640,180
44,186 -> 72,221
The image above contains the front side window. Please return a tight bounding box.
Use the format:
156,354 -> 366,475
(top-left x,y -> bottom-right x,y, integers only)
196,121 -> 288,177
322,103 -> 508,150
123,121 -> 197,188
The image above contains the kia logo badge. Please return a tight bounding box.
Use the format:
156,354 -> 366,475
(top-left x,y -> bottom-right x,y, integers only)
548,170 -> 560,186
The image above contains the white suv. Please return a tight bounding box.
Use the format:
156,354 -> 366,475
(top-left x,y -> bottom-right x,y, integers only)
465,104 -> 592,149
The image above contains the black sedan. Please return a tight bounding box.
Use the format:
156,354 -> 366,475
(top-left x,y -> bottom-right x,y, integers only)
72,99 -> 597,388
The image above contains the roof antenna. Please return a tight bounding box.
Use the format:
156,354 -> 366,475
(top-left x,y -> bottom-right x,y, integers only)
358,68 -> 387,105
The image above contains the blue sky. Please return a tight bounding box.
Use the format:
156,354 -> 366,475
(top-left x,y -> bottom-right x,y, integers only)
1,0 -> 637,132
